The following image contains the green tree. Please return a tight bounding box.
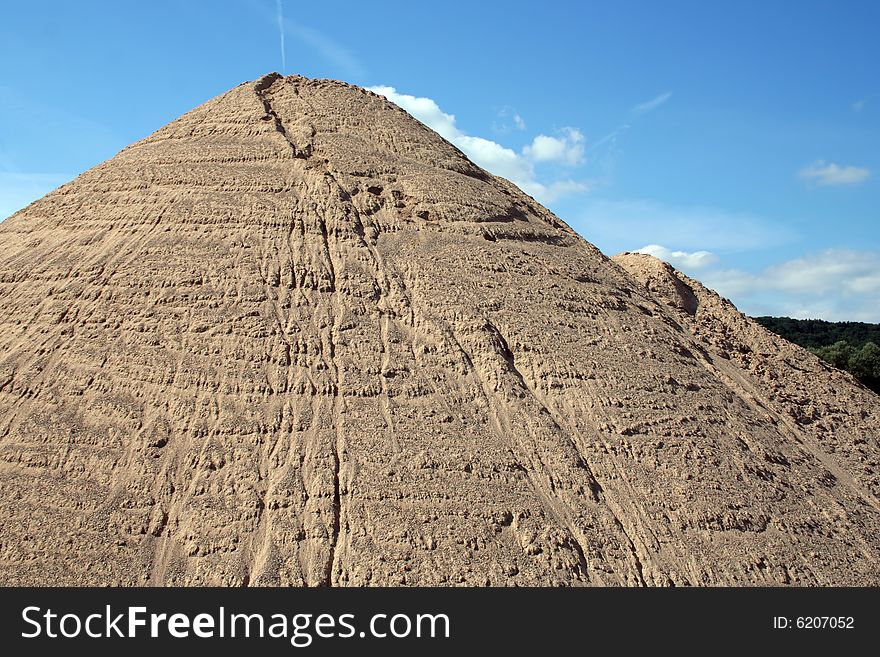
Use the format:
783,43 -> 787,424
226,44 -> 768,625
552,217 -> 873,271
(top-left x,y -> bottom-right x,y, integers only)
849,342 -> 880,392
812,340 -> 855,370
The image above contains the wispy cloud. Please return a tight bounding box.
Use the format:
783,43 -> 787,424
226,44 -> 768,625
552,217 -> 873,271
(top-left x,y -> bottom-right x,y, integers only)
262,0 -> 364,81
635,244 -> 719,270
275,0 -> 286,74
589,125 -> 629,153
587,91 -> 671,178
799,161 -> 870,186
287,23 -> 364,79
492,107 -> 526,134
632,91 -> 672,115
368,85 -> 594,204
851,93 -> 880,112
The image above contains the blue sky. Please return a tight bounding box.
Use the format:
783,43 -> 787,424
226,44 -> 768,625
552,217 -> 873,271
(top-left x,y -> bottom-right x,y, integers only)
1,0 -> 878,320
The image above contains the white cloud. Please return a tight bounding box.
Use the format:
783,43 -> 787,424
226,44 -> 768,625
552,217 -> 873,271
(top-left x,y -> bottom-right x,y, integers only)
521,179 -> 593,204
698,268 -> 757,298
368,85 -> 591,204
527,135 -> 564,162
523,128 -> 585,165
700,249 -> 880,322
368,86 -> 458,140
798,161 -> 870,186
763,249 -> 880,294
513,112 -> 526,130
635,244 -> 719,270
852,99 -> 866,112
632,91 -> 672,114
0,172 -> 72,221
456,135 -> 534,184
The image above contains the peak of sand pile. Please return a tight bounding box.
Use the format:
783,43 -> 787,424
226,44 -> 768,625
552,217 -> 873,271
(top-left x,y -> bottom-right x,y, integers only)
0,74 -> 878,586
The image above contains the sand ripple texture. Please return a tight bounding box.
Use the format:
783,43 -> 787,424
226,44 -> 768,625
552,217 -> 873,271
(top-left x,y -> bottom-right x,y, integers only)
0,74 -> 877,586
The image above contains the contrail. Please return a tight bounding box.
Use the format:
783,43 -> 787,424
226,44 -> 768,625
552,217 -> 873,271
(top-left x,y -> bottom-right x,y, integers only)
276,0 -> 286,74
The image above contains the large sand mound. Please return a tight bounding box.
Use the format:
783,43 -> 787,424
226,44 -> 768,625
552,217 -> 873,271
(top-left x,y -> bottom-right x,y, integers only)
0,74 -> 877,585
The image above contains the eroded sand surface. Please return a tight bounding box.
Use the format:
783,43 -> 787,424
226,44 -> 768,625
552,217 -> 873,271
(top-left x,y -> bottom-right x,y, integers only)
0,74 -> 877,585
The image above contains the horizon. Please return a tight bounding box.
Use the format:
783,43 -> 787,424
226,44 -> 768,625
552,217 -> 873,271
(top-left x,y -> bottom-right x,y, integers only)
1,0 -> 877,321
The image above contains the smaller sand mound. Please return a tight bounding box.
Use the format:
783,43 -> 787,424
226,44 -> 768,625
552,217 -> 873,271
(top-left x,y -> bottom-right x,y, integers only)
614,251 -> 880,504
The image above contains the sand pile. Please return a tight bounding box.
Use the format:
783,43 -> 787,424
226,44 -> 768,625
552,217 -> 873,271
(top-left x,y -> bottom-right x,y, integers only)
0,73 -> 877,585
